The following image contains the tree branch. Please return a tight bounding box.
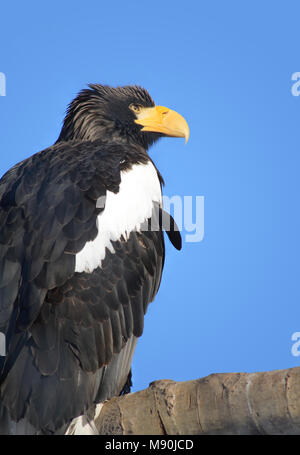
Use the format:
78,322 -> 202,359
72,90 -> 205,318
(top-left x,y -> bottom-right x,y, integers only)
95,367 -> 300,435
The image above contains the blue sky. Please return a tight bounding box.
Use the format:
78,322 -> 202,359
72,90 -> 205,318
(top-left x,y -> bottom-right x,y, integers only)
1,1 -> 300,393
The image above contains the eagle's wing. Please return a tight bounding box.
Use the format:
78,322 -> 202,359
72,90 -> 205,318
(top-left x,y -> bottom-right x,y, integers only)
0,140 -> 166,433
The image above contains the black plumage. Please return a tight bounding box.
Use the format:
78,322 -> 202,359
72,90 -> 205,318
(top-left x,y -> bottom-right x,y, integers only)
0,84 -> 186,434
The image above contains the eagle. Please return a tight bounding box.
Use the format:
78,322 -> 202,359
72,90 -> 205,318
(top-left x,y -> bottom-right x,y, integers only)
0,84 -> 189,434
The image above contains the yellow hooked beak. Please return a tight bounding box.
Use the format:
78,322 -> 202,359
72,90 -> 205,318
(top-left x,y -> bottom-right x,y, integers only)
134,105 -> 189,143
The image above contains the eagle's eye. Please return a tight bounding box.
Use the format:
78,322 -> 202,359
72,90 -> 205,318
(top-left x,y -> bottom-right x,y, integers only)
129,103 -> 142,114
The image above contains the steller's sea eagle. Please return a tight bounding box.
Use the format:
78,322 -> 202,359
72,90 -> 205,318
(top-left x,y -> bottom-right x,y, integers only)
0,84 -> 189,434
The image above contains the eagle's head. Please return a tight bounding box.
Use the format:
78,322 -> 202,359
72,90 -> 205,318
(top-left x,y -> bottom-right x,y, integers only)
57,84 -> 189,149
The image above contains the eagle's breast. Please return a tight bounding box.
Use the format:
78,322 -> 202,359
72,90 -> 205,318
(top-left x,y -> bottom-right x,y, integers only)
75,161 -> 162,273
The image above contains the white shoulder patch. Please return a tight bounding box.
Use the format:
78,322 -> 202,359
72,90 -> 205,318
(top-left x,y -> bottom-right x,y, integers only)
75,161 -> 162,273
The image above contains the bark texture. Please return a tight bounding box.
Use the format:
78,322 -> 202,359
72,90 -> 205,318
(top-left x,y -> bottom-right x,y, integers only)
95,367 -> 300,435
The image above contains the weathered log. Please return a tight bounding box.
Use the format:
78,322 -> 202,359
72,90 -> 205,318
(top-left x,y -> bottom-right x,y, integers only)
95,367 -> 300,435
